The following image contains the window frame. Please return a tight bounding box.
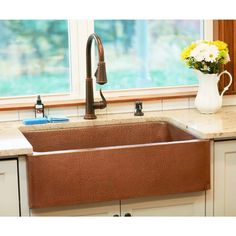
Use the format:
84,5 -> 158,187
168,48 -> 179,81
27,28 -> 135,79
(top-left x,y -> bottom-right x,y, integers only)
0,20 -> 213,107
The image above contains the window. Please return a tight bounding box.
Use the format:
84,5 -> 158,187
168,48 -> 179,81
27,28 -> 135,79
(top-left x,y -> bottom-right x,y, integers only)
0,20 -> 70,98
0,20 -> 213,106
94,20 -> 203,91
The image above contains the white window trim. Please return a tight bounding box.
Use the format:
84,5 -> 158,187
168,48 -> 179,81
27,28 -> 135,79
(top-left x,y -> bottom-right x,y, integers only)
0,20 -> 213,105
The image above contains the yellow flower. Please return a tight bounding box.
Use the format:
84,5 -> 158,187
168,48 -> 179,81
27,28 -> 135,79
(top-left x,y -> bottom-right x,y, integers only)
181,47 -> 190,60
180,39 -> 230,74
212,40 -> 228,51
181,43 -> 196,60
218,50 -> 230,64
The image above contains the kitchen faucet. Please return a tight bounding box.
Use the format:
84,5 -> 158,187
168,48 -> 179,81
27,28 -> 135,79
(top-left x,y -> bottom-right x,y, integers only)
84,33 -> 107,119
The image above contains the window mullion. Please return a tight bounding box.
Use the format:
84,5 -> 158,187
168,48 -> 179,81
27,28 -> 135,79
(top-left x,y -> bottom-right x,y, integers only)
204,20 -> 213,41
69,20 -> 97,100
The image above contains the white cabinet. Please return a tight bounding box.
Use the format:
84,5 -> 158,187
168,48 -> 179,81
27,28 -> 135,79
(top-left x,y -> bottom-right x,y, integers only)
0,159 -> 20,216
30,191 -> 206,216
214,140 -> 236,216
121,192 -> 206,216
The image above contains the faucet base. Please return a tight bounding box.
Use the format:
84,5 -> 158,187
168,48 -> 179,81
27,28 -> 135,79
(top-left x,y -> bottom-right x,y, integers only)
84,114 -> 97,119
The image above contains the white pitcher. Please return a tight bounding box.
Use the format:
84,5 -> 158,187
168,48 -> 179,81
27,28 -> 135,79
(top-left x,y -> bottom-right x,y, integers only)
194,70 -> 232,114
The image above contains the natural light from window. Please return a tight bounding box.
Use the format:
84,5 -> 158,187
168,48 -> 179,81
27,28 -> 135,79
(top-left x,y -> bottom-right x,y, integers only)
0,20 -> 70,98
0,20 -> 203,100
94,20 -> 202,90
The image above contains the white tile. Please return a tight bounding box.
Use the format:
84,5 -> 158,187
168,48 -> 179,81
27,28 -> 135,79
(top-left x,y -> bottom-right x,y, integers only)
107,102 -> 134,114
162,98 -> 189,111
18,109 -> 35,120
222,95 -> 236,106
43,108 -> 49,117
78,105 -> 85,117
48,106 -> 78,117
189,97 -> 196,109
0,110 -> 19,122
142,100 -> 162,112
95,107 -> 107,115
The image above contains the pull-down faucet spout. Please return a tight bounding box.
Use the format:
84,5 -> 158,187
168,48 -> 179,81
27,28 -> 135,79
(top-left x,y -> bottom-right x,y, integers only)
84,33 -> 107,120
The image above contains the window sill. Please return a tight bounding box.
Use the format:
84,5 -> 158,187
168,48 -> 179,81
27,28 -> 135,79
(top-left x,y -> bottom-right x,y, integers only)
0,91 -> 196,111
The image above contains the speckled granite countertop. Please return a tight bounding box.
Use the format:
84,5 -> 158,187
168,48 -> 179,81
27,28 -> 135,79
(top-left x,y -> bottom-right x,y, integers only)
0,127 -> 32,158
1,106 -> 236,157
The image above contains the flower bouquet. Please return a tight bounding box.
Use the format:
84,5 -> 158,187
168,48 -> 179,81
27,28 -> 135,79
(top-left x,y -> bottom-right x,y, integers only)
181,40 -> 232,114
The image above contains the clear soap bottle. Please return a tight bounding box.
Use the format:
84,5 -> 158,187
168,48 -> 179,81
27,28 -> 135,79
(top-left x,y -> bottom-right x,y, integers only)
35,95 -> 44,118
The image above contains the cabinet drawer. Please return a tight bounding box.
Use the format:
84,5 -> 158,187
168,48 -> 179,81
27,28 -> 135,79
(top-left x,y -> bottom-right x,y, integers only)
0,159 -> 19,216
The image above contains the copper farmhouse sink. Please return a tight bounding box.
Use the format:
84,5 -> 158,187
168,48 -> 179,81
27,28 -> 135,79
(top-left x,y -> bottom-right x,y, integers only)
23,121 -> 210,209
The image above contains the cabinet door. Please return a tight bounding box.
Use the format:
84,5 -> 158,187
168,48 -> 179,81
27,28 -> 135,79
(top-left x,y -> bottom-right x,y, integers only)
214,140 -> 236,216
0,159 -> 19,216
121,192 -> 206,216
30,200 -> 120,216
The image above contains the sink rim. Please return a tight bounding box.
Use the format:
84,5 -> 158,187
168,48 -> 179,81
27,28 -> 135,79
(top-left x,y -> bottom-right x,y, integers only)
31,138 -> 204,156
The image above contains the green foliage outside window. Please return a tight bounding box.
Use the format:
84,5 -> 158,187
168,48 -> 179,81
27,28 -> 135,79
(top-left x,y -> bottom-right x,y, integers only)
0,20 -> 69,97
95,20 -> 201,90
0,20 -> 201,98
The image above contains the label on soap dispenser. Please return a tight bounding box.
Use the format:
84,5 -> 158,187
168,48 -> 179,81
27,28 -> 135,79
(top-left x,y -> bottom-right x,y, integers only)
35,104 -> 44,118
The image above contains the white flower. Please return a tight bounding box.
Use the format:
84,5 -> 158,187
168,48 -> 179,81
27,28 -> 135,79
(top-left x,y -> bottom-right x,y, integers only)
182,39 -> 230,74
190,43 -> 209,61
190,43 -> 219,63
194,52 -> 205,62
204,45 -> 219,62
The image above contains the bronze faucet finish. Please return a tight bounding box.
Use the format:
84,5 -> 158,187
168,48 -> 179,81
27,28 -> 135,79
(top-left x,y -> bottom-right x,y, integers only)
84,33 -> 107,119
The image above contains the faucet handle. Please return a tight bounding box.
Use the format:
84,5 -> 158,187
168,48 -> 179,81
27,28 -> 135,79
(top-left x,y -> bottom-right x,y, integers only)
93,89 -> 107,109
99,89 -> 107,107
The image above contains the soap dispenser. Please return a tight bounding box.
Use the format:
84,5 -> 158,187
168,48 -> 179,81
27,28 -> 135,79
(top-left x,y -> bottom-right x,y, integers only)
134,101 -> 144,116
35,95 -> 44,118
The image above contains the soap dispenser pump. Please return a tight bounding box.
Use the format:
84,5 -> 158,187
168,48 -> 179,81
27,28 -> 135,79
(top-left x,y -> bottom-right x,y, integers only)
35,95 -> 44,118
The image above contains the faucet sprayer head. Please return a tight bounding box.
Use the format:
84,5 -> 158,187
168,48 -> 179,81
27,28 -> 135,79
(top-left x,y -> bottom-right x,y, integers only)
94,61 -> 107,85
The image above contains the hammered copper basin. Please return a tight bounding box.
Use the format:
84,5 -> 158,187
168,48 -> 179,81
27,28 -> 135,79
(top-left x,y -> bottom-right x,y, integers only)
23,121 -> 196,152
22,121 -> 210,209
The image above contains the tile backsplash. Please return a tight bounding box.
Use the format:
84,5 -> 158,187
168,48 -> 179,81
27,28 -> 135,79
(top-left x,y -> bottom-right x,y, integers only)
162,98 -> 189,111
0,110 -> 19,122
47,106 -> 78,117
1,95 -> 236,122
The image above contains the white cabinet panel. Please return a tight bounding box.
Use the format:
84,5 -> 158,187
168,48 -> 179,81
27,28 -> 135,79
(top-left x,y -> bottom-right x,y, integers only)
121,192 -> 206,216
224,153 -> 236,215
30,192 -> 206,217
31,191 -> 206,217
214,140 -> 236,216
0,159 -> 19,216
30,200 -> 120,216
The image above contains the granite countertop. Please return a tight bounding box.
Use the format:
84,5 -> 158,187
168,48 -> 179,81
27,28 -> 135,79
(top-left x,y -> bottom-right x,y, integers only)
0,127 -> 32,158
1,105 -> 236,157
